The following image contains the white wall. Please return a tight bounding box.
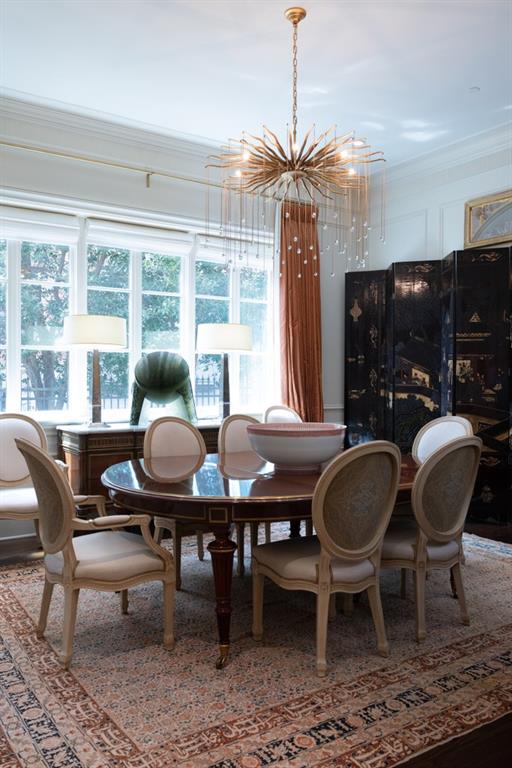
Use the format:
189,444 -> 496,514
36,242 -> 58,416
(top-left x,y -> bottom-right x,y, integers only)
368,124 -> 512,269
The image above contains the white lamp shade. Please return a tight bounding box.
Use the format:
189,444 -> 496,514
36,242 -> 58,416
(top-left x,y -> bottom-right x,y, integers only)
62,314 -> 127,350
196,323 -> 252,353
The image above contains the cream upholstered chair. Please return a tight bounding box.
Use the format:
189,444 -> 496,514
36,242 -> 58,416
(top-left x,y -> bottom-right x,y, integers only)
218,414 -> 264,575
147,417 -> 209,590
0,413 -> 106,531
15,438 -> 174,669
412,415 -> 473,466
252,440 -> 401,677
264,405 -> 302,423
381,435 -> 482,642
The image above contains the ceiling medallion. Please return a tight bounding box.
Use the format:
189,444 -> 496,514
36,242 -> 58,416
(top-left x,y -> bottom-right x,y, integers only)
207,6 -> 386,277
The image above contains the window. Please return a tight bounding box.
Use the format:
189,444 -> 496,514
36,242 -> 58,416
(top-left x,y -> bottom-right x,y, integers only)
0,207 -> 276,421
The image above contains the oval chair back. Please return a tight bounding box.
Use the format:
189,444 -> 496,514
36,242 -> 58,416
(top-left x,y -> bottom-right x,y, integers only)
313,441 -> 401,561
143,417 -> 206,460
218,414 -> 259,453
412,416 -> 473,466
412,435 -> 482,543
0,413 -> 47,486
264,405 -> 302,424
14,438 -> 75,556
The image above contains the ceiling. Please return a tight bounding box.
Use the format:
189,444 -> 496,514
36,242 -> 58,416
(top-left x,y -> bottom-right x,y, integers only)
1,0 -> 511,165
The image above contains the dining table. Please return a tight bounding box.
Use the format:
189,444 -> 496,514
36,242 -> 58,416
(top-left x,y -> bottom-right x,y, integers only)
102,451 -> 417,669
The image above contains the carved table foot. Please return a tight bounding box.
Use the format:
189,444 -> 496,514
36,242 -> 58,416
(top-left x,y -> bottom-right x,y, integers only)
208,524 -> 236,669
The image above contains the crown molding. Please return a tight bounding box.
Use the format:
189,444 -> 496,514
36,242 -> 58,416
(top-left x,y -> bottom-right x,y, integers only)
381,122 -> 512,185
0,91 -> 221,161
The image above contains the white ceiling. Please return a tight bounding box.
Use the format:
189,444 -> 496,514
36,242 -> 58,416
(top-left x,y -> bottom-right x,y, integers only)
1,0 -> 511,165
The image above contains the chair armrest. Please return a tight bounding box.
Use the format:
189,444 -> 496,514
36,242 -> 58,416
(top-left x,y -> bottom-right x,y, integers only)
71,514 -> 173,566
74,494 -> 107,516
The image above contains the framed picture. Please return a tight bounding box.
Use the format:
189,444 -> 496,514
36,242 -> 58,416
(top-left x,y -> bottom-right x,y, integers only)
464,189 -> 512,248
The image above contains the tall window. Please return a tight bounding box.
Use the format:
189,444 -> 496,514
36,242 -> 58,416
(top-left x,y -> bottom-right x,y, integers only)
0,208 -> 276,420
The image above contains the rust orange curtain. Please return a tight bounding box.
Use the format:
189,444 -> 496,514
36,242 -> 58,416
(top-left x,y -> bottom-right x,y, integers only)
279,200 -> 324,422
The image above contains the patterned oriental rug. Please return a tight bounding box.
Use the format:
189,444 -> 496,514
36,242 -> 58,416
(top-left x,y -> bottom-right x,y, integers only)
1,532 -> 511,768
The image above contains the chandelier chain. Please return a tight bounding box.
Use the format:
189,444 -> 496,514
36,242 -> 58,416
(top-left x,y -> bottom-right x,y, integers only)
292,21 -> 298,144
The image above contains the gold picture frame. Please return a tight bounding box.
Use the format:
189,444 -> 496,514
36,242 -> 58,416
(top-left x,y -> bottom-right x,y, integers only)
464,189 -> 512,248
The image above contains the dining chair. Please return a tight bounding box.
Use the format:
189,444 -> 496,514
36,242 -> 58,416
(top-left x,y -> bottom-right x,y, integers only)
0,412 -> 106,533
252,440 -> 401,677
381,435 -> 482,642
218,414 -> 264,575
412,415 -> 473,466
264,404 -> 303,423
15,438 -> 175,669
145,416 -> 209,590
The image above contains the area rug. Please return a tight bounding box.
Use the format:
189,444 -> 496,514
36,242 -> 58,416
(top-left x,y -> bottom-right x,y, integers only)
1,531 -> 511,767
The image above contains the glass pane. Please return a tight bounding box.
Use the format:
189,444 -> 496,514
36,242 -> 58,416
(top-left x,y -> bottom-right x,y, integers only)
87,244 -> 129,289
21,241 -> 69,283
87,351 -> 130,410
195,260 -> 229,297
142,295 -> 180,349
87,290 -> 129,340
21,350 -> 69,411
142,252 -> 181,293
240,301 -> 267,352
240,354 -> 266,409
240,267 -> 267,300
0,284 -> 5,345
0,349 -> 5,411
0,240 -> 6,279
195,297 -> 229,328
21,285 -> 69,345
195,353 -> 222,417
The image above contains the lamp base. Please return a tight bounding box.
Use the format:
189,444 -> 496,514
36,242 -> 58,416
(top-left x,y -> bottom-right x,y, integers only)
85,421 -> 111,429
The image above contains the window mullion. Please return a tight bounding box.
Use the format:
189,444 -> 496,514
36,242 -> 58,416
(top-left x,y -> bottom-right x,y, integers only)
230,264 -> 241,410
6,240 -> 21,411
68,219 -> 88,418
131,250 -> 142,389
183,242 -> 195,388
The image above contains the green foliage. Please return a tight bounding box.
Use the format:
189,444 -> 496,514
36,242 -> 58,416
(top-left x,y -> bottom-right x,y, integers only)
88,244 -> 129,288
196,260 -> 229,297
21,241 -> 69,282
142,295 -> 180,350
0,240 -> 6,279
142,252 -> 181,293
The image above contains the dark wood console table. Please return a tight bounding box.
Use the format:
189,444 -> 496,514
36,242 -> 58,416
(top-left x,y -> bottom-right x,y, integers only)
56,422 -> 220,498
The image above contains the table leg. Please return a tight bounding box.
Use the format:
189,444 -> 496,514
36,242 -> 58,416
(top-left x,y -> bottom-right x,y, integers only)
208,525 -> 237,669
289,519 -> 301,538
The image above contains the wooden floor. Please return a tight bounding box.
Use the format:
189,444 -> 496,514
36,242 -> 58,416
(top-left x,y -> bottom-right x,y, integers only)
2,526 -> 511,766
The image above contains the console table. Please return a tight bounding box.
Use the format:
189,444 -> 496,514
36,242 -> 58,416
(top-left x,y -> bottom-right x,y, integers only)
56,422 -> 220,498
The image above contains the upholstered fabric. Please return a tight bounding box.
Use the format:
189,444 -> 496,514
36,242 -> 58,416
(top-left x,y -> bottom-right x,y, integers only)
416,420 -> 471,464
421,446 -> 477,535
322,453 -> 394,552
382,521 -> 460,562
147,419 -> 204,459
0,486 -> 39,517
0,417 -> 45,483
265,406 -> 302,424
253,536 -> 375,583
220,418 -> 256,452
45,531 -> 164,580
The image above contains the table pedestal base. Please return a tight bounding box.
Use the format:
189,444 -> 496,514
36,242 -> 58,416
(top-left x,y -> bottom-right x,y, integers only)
208,525 -> 237,669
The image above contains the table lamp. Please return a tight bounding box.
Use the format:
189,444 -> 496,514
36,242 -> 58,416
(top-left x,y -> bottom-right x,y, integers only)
63,314 -> 127,427
196,323 -> 252,419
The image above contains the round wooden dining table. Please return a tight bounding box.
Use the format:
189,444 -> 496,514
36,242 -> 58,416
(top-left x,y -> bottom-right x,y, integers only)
102,451 -> 417,669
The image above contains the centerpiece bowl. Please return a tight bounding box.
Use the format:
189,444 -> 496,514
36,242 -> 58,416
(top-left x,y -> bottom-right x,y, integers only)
247,422 -> 346,473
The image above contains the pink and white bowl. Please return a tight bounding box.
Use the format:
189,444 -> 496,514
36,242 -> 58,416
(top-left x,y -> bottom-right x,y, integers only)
247,422 -> 346,473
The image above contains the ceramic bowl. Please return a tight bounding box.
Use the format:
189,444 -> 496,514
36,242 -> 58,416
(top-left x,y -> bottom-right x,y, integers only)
247,422 -> 346,472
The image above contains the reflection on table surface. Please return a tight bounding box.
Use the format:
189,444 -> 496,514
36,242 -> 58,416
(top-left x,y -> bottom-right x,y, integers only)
102,451 -> 320,502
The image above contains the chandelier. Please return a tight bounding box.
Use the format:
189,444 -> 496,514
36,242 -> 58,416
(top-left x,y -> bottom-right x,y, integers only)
207,6 -> 386,276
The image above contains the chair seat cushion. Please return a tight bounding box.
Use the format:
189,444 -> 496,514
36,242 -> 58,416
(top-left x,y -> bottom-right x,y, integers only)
382,520 -> 460,562
45,531 -> 165,581
0,487 -> 39,517
253,536 -> 374,583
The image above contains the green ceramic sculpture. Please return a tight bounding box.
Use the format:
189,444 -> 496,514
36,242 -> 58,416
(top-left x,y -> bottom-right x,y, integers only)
130,351 -> 197,425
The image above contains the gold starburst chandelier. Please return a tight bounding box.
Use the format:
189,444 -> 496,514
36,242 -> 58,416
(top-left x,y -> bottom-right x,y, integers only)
207,6 -> 386,276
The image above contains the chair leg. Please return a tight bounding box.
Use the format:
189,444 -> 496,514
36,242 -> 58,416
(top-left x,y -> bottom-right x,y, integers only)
460,542 -> 466,565
328,593 -> 337,619
173,526 -> 182,591
305,519 -> 313,536
236,523 -> 245,577
162,580 -> 175,650
342,593 -> 354,617
367,584 -> 389,657
316,588 -> 330,677
252,565 -> 264,641
451,563 -> 470,626
121,589 -> 129,614
196,532 -> 205,561
61,587 -> 79,669
264,522 -> 271,543
414,566 -> 427,642
400,568 -> 407,599
250,522 -> 259,549
37,578 -> 54,638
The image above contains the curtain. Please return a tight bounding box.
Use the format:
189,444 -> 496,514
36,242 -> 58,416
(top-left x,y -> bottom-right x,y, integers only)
279,200 -> 324,422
